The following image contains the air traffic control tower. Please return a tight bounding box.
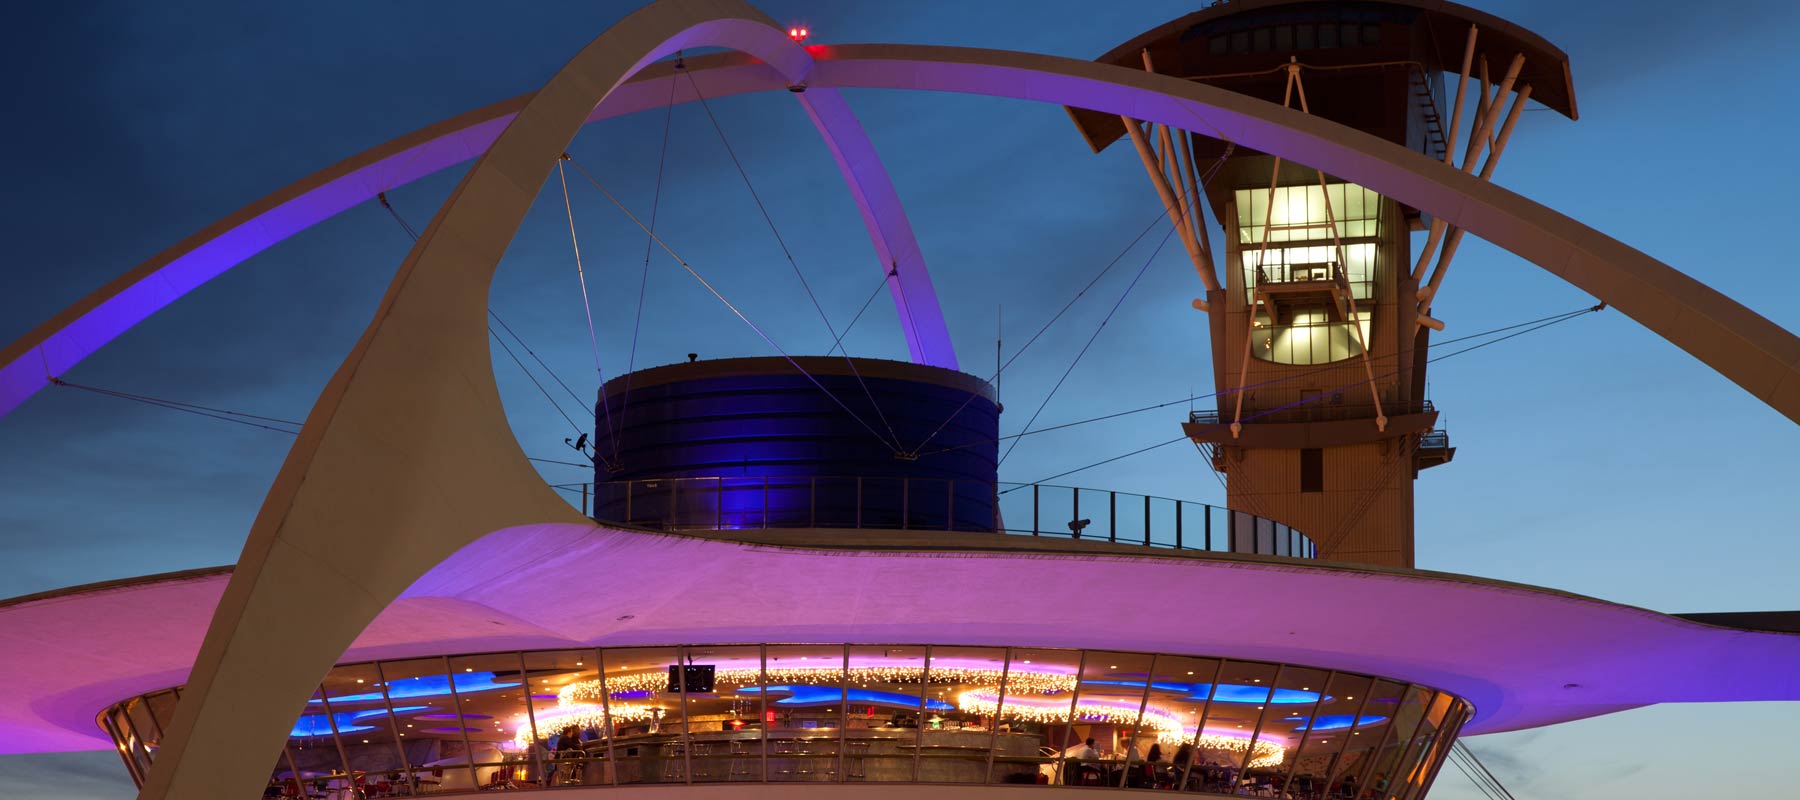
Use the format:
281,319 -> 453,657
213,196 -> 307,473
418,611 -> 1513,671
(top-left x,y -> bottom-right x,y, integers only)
1069,0 -> 1578,567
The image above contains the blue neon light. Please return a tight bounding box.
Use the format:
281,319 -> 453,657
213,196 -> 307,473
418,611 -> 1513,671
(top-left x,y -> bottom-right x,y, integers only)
305,672 -> 520,705
1082,680 -> 1320,704
738,685 -> 954,711
290,706 -> 429,738
1281,714 -> 1389,731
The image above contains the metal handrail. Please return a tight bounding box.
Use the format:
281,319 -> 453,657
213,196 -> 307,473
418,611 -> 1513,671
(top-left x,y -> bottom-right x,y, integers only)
552,476 -> 1317,560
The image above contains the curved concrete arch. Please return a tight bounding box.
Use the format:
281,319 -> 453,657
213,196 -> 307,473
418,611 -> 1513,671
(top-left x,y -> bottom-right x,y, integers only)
5,56 -> 1796,427
13,4 -> 1783,798
136,4 -> 824,798
0,62 -> 957,423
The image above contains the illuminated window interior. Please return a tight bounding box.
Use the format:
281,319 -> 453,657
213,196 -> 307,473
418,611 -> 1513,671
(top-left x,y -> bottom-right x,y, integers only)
1252,310 -> 1371,365
1235,182 -> 1382,365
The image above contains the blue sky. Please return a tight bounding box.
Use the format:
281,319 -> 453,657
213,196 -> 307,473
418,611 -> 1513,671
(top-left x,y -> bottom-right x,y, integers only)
1,1 -> 1796,797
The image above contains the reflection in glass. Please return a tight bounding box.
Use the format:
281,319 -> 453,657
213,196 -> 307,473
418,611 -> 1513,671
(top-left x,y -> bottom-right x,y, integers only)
843,644 -> 928,782
520,648 -> 601,787
603,646 -> 684,784
761,644 -> 845,781
318,662 -> 409,794
98,646 -> 1472,796
679,644 -> 762,783
1326,678 -> 1405,797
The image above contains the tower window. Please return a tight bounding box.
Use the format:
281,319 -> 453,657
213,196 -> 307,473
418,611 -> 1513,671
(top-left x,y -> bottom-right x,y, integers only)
1301,448 -> 1324,493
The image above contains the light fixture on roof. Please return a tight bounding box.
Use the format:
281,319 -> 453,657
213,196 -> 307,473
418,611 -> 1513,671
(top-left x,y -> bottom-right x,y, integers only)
788,26 -> 810,42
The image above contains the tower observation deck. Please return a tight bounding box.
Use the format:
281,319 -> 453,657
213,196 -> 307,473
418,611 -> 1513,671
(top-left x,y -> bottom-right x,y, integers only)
1069,0 -> 1578,567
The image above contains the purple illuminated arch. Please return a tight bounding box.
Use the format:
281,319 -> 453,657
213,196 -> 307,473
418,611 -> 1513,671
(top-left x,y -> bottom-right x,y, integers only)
5,45 -> 1797,421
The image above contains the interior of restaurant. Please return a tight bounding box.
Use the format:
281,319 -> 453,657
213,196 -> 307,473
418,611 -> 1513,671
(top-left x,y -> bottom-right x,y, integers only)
100,645 -> 1465,797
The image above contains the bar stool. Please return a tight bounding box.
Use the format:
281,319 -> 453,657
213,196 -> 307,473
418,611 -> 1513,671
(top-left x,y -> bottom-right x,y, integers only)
662,743 -> 687,783
729,740 -> 754,781
845,739 -> 870,781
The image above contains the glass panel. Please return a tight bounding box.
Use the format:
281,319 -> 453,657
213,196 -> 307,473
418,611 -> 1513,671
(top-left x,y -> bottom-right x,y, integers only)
916,645 -> 1009,784
603,646 -> 684,784
1199,660 -> 1274,793
373,656 -> 466,793
1068,650 -> 1153,788
318,662 -> 411,794
841,645 -> 928,782
761,644 -> 844,781
1326,679 -> 1405,797
1139,654 -> 1221,792
1362,685 -> 1432,798
447,653 -> 531,791
521,648 -> 601,787
994,647 -> 1083,786
680,644 -> 763,783
1392,692 -> 1456,799
1284,672 -> 1373,799
1243,665 -> 1328,797
291,686 -> 352,797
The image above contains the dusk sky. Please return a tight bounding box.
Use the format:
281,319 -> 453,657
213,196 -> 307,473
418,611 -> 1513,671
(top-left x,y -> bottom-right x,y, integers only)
2,1 -> 1797,798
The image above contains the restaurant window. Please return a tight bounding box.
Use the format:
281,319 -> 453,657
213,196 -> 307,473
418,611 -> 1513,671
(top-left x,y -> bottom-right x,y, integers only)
1297,24 -> 1316,49
602,646 -> 686,784
1232,31 -> 1251,54
1319,23 -> 1339,48
521,648 -> 602,787
1274,25 -> 1294,52
1392,692 -> 1457,799
760,644 -> 845,781
448,652 -> 533,790
1282,672 -> 1374,798
319,662 -> 411,794
1301,448 -> 1324,493
694,645 -> 764,782
1209,36 -> 1228,56
1363,685 -> 1433,797
842,645 -> 928,782
1142,654 -> 1224,791
1067,651 -> 1152,788
1009,647 -> 1085,786
1252,28 -> 1271,53
1325,678 -> 1406,796
913,645 -> 1010,783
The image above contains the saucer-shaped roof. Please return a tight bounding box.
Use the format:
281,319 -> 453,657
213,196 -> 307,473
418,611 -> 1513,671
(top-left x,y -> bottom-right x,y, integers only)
2,524 -> 1794,754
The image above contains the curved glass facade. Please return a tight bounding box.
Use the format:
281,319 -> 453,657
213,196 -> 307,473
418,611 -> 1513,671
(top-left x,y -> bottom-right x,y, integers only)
103,644 -> 1468,798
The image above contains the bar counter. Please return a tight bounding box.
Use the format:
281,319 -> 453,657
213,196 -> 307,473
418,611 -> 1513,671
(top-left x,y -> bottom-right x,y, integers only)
547,727 -> 1046,784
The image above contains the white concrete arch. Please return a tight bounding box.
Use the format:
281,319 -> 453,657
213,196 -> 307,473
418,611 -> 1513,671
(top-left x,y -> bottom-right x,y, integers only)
0,64 -> 959,424
136,3 -> 826,798
5,49 -> 1796,425
6,2 -> 1777,798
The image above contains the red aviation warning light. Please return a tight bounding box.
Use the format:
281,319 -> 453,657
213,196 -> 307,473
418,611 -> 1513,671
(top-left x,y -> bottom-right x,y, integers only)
788,26 -> 809,42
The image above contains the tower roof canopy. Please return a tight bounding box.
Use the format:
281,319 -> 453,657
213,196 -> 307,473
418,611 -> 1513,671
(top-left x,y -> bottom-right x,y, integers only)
1069,0 -> 1577,153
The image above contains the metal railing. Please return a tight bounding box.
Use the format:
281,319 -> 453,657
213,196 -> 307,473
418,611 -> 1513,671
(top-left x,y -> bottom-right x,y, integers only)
551,477 -> 1316,560
1191,399 -> 1433,427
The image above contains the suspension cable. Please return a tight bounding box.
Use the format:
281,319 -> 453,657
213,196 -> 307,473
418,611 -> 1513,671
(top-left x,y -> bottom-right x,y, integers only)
923,303 -> 1601,458
561,154 -> 903,455
612,53 -> 686,454
827,265 -> 898,357
999,222 -> 1181,465
554,158 -> 620,462
489,327 -> 586,437
47,378 -> 302,435
908,203 -> 1177,455
378,191 -> 601,464
682,68 -> 904,451
1003,302 -> 1602,488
